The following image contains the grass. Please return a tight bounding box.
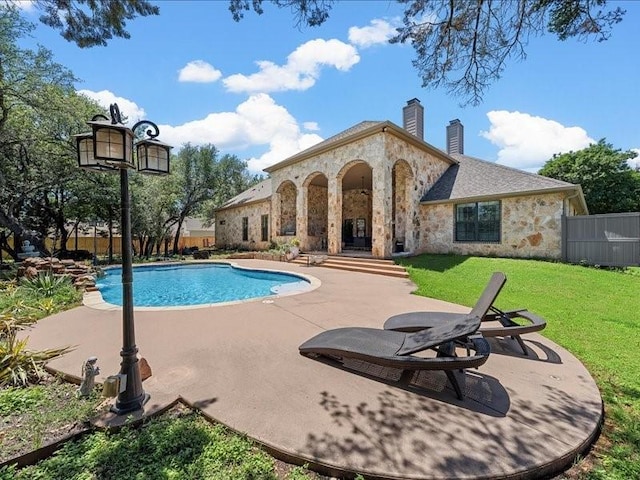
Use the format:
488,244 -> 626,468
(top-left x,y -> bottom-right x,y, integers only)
0,407 -> 322,480
396,254 -> 640,479
0,378 -> 105,463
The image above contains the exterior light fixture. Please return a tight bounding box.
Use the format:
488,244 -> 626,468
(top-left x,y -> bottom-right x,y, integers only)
74,132 -> 117,172
74,103 -> 172,415
136,137 -> 172,175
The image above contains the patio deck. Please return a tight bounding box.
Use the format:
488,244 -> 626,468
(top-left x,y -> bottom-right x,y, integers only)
23,259 -> 602,480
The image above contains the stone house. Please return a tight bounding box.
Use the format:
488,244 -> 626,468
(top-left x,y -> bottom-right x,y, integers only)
214,99 -> 588,259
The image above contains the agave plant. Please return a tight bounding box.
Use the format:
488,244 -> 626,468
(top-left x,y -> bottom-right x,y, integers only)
21,273 -> 72,298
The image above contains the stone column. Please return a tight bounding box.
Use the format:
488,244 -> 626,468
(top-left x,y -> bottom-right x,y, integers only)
271,192 -> 281,240
297,185 -> 308,249
371,165 -> 393,258
327,176 -> 342,255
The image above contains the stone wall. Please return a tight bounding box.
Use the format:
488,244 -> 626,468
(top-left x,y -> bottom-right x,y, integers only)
307,184 -> 328,236
214,200 -> 271,250
419,192 -> 568,259
278,182 -> 297,235
268,130 -> 452,257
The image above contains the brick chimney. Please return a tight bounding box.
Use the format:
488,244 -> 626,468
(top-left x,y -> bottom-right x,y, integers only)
446,119 -> 464,155
402,98 -> 424,140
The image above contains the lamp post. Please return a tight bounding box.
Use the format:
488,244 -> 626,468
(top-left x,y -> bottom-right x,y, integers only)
74,103 -> 172,414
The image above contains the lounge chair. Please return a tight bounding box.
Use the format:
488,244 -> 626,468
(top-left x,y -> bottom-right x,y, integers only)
383,272 -> 546,355
299,314 -> 489,400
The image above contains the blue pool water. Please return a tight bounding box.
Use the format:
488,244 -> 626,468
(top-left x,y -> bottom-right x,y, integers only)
96,263 -> 310,307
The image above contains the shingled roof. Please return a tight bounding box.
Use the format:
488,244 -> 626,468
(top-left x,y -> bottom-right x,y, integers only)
215,179 -> 272,211
422,154 -> 585,208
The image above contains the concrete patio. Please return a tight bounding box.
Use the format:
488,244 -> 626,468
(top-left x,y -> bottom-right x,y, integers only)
24,259 -> 603,480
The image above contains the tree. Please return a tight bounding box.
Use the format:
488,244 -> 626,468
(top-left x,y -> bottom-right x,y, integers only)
170,144 -> 258,254
539,139 -> 640,214
22,1 -> 625,105
229,0 -> 625,105
32,0 -> 159,48
0,7 -> 100,258
130,172 -> 178,258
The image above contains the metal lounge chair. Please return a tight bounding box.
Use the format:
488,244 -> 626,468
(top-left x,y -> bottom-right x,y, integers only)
383,272 -> 547,355
299,314 -> 489,400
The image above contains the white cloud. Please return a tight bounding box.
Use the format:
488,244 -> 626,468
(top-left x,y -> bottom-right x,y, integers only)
481,111 -> 595,171
348,18 -> 398,48
223,39 -> 359,93
156,94 -> 323,172
78,89 -> 146,124
178,60 -> 222,83
303,122 -> 320,131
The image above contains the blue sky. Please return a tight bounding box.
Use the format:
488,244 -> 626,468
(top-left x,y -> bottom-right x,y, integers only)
15,0 -> 640,174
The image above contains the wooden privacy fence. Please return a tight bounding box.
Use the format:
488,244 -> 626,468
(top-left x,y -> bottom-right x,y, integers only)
562,212 -> 640,267
6,236 -> 215,258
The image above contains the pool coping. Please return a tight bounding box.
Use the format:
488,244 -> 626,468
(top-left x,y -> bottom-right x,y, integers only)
84,259 -> 321,311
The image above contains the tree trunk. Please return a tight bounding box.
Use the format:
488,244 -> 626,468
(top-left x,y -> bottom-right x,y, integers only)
172,215 -> 187,255
0,210 -> 50,260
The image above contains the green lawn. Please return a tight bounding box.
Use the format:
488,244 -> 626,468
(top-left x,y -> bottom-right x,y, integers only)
397,254 -> 640,479
0,409 -> 314,480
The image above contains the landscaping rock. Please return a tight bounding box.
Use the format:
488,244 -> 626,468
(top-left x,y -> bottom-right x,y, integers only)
25,266 -> 39,279
139,357 -> 152,381
16,256 -> 99,292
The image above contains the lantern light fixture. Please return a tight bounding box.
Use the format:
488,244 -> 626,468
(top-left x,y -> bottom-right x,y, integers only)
82,104 -> 172,174
74,131 -> 118,172
74,103 -> 172,416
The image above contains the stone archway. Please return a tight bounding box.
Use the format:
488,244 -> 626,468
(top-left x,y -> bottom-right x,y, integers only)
392,160 -> 414,253
303,172 -> 329,251
338,162 -> 373,252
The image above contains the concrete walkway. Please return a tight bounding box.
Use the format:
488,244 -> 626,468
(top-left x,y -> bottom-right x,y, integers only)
25,260 -> 602,480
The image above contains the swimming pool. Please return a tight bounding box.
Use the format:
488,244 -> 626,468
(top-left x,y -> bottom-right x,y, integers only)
96,263 -> 312,307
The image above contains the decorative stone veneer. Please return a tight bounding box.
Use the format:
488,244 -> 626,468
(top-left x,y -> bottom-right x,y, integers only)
306,184 -> 328,250
214,200 -> 271,250
268,130 -> 452,257
393,160 -> 412,249
277,181 -> 297,235
419,192 -> 569,259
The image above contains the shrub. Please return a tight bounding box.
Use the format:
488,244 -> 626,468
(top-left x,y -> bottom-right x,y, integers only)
0,292 -> 74,387
20,273 -> 73,298
0,320 -> 72,386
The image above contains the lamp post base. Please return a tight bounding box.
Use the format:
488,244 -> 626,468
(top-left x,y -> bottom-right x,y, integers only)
111,392 -> 150,415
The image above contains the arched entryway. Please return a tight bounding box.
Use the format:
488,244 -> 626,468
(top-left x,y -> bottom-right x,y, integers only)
304,172 -> 328,251
339,162 -> 373,252
392,160 -> 414,253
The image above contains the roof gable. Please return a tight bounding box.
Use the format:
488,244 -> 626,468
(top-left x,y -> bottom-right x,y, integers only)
422,154 -> 581,204
215,179 -> 272,211
264,120 -> 455,173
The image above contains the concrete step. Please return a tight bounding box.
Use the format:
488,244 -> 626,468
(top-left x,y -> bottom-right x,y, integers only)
293,254 -> 409,279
